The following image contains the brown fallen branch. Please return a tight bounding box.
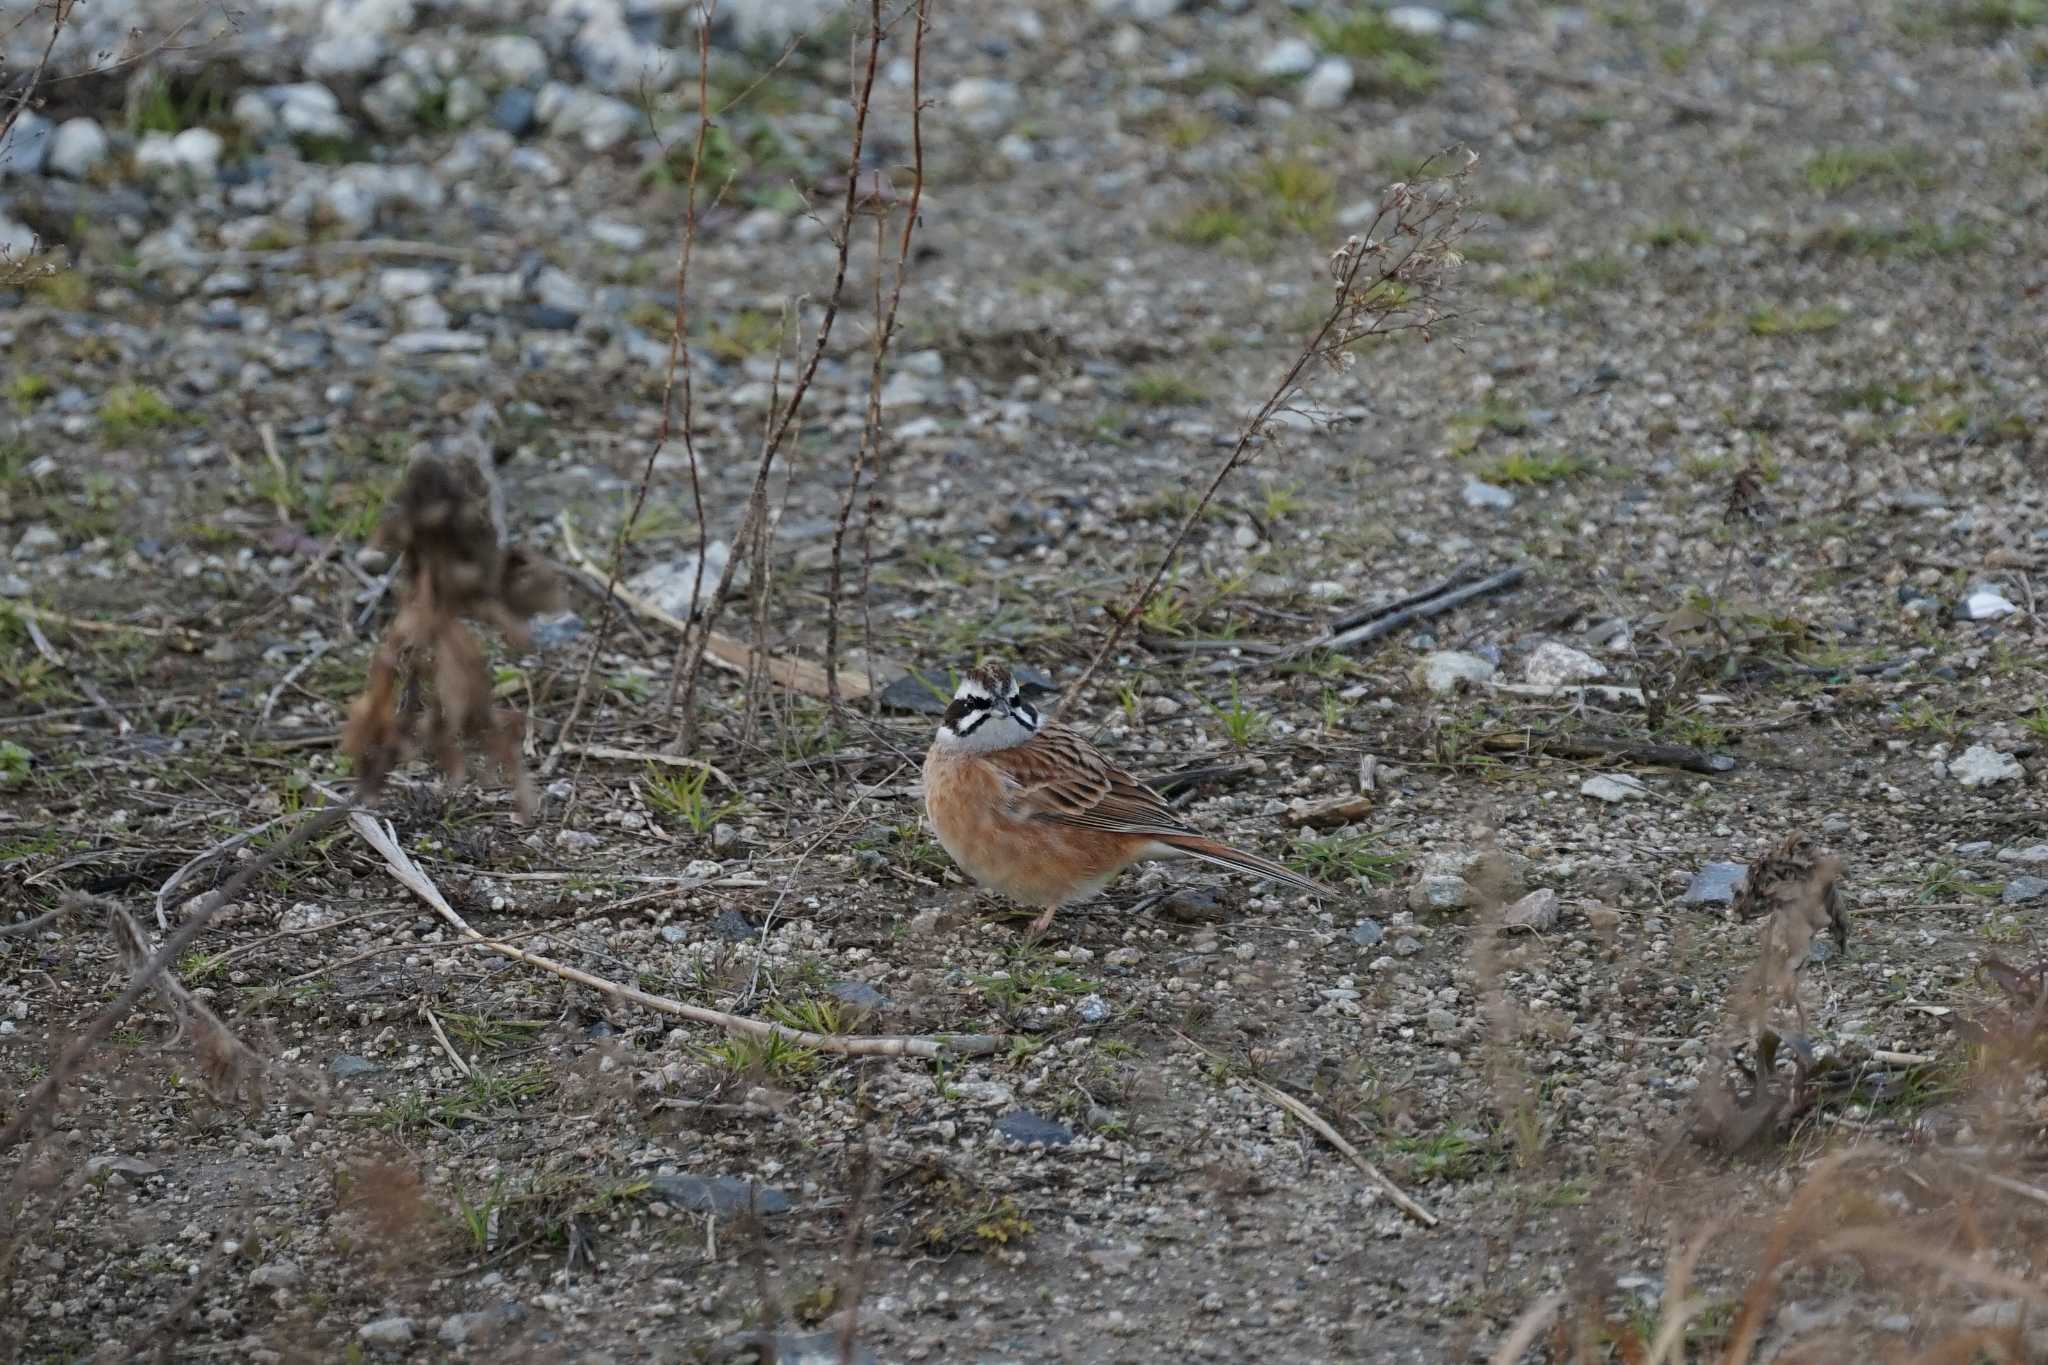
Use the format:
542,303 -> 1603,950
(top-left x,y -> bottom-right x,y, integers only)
1258,566 -> 1526,670
1328,562 -> 1488,632
557,512 -> 867,701
1477,730 -> 1736,775
347,811 -> 998,1059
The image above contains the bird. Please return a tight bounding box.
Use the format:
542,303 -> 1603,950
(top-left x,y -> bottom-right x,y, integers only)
921,662 -> 1341,935
1733,832 -> 1847,1034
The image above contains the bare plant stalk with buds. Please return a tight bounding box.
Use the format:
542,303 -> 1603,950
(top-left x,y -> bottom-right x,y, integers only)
1065,148 -> 1478,704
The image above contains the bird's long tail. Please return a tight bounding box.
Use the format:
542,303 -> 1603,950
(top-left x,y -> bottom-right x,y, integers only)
1157,835 -> 1343,898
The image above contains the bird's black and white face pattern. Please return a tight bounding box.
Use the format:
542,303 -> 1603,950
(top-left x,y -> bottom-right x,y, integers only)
933,664 -> 1046,753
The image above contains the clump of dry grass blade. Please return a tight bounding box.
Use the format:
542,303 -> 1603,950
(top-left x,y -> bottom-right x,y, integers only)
1068,147 -> 1477,702
342,451 -> 561,820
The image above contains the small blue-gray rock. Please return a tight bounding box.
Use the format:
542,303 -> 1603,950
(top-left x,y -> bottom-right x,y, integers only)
710,908 -> 754,941
829,980 -> 889,1010
1074,993 -> 1111,1025
330,1054 -> 380,1078
2003,876 -> 2048,906
1682,862 -> 1748,906
529,612 -> 583,647
1461,477 -> 1516,511
0,111 -> 53,177
1351,919 -> 1384,947
647,1174 -> 791,1216
994,1110 -> 1074,1146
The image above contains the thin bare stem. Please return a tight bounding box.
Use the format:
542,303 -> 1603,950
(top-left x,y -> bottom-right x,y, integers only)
1065,150 -> 1476,705
673,0 -> 893,748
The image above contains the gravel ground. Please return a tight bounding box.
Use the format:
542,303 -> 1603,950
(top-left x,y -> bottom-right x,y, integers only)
5,0 -> 2048,1360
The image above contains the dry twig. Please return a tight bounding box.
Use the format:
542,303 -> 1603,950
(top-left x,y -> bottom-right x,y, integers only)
347,811 -> 1000,1059
1069,149 -> 1477,702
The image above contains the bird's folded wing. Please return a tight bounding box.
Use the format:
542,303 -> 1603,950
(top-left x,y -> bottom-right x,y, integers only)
986,726 -> 1197,838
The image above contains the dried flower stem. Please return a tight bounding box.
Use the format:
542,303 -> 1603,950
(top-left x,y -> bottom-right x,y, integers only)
671,0 -> 897,748
1066,149 -> 1477,704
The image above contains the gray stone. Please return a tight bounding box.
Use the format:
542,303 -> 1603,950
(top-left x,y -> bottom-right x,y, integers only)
1524,640 -> 1608,685
1351,918 -> 1384,947
1074,993 -> 1111,1024
362,70 -> 425,131
1951,744 -> 2023,787
646,1174 -> 791,1216
0,111 -> 52,176
1581,773 -> 1647,803
1418,650 -> 1496,695
1259,38 -> 1318,77
46,118 -> 109,179
1408,873 -> 1473,911
947,77 -> 1021,133
1461,477 -> 1516,510
2003,876 -> 2048,905
14,524 -> 62,558
710,907 -> 755,941
480,34 -> 550,86
829,980 -> 889,1010
250,1260 -> 302,1288
386,330 -> 487,355
330,1054 -> 379,1078
994,1110 -> 1074,1146
1999,844 -> 2048,864
1502,888 -> 1559,931
1300,58 -> 1354,109
1681,862 -> 1748,906
358,1316 -> 415,1347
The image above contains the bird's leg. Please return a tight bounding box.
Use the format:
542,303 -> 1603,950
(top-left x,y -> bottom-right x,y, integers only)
1026,906 -> 1057,939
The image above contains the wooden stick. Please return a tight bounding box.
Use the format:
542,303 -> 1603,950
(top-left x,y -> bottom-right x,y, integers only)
1247,1076 -> 1439,1227
154,812 -> 302,931
1476,730 -> 1736,775
347,812 -> 997,1059
6,602 -> 204,644
421,1001 -> 474,1078
1260,567 -> 1526,668
1328,563 -> 1486,633
557,513 -> 869,701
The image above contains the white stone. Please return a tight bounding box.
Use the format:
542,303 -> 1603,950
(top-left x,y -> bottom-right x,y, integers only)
726,0 -> 840,49
1523,640 -> 1608,685
543,88 -> 639,151
444,76 -> 487,124
46,118 -> 110,179
323,0 -> 416,36
1957,588 -> 2018,621
402,295 -> 449,329
1408,874 -> 1472,911
1129,0 -> 1183,18
362,70 -> 424,130
1581,774 -> 1647,803
1461,477 -> 1515,510
1300,57 -> 1354,109
947,77 -> 1020,133
1998,844 -> 2048,864
628,544 -> 734,617
1418,650 -> 1495,695
531,265 -> 589,314
170,126 -> 225,177
1258,38 -> 1318,77
272,83 -> 353,139
232,91 -> 278,136
377,267 -> 436,299
480,33 -> 550,86
0,214 -> 38,258
1385,5 -> 1448,37
1951,744 -> 2023,787
306,32 -> 387,78
387,330 -> 487,354
589,218 -> 647,251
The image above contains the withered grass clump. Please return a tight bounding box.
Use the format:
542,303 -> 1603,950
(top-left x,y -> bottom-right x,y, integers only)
342,453 -> 561,819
